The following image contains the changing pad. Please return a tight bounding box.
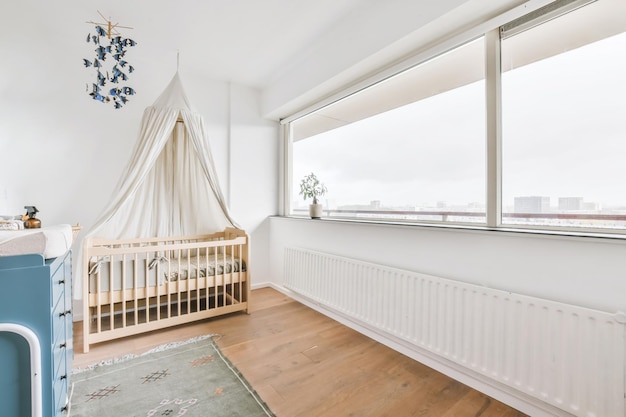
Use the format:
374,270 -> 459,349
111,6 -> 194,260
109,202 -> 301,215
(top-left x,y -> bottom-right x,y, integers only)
0,224 -> 73,259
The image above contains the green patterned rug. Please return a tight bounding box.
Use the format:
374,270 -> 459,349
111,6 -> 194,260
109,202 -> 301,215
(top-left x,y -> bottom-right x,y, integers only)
69,335 -> 275,417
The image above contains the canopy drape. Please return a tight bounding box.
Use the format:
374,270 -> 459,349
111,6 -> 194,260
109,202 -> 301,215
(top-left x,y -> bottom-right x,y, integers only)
89,73 -> 238,238
76,73 -> 239,298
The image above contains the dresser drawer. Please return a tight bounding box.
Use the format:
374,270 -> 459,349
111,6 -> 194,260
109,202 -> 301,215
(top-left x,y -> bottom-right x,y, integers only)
53,338 -> 69,379
51,263 -> 68,310
53,366 -> 69,417
64,257 -> 72,304
64,324 -> 74,362
52,328 -> 70,417
51,280 -> 66,314
52,304 -> 69,345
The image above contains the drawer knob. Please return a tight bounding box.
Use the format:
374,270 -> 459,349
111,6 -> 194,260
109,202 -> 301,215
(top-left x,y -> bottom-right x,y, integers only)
60,343 -> 66,349
59,310 -> 72,317
60,374 -> 67,380
59,279 -> 65,285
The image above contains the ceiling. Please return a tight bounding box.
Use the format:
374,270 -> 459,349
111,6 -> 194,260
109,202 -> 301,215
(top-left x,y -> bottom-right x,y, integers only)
2,0 -> 541,119
1,0 -> 363,90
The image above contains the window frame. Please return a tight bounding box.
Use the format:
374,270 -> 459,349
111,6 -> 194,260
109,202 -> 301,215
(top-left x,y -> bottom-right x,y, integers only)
281,0 -> 626,238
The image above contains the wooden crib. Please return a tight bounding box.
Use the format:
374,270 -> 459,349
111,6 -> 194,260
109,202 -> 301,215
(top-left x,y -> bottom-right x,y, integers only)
82,227 -> 249,352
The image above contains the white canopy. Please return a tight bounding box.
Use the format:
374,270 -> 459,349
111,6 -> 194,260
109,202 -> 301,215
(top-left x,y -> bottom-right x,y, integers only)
86,72 -> 239,240
75,73 -> 239,298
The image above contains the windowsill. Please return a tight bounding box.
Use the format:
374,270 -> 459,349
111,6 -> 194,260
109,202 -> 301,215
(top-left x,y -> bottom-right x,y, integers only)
274,215 -> 626,244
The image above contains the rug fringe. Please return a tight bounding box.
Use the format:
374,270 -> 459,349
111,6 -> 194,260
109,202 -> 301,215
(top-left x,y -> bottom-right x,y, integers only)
212,339 -> 277,417
142,334 -> 218,354
72,334 -> 220,374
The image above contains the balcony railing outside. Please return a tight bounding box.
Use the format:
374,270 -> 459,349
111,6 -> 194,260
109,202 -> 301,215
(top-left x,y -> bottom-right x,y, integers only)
291,208 -> 626,230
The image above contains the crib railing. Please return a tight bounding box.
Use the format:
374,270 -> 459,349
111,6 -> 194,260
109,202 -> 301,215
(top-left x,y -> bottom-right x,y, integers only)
82,228 -> 249,352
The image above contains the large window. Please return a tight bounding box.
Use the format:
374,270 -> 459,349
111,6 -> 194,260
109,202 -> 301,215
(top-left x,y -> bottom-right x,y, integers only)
291,38 -> 486,223
287,0 -> 626,233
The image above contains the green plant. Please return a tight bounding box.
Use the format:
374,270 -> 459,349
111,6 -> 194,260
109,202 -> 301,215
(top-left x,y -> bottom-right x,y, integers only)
299,172 -> 327,204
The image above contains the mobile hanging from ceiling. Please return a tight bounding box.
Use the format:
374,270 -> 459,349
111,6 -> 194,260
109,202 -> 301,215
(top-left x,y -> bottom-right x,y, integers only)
83,11 -> 137,109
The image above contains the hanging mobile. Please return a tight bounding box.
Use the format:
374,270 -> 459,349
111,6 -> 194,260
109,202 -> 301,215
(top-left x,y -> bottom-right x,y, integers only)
84,11 -> 137,109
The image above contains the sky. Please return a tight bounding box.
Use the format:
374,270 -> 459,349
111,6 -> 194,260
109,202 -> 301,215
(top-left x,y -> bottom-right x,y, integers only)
293,30 -> 626,211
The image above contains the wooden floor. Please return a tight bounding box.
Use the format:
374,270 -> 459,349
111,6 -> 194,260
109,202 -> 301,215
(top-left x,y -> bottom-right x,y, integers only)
73,287 -> 527,417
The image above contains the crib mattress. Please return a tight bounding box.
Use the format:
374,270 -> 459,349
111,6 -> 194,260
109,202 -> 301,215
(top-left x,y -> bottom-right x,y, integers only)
0,224 -> 73,259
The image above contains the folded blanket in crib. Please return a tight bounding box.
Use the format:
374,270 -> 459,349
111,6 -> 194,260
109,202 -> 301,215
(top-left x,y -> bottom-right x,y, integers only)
165,256 -> 246,281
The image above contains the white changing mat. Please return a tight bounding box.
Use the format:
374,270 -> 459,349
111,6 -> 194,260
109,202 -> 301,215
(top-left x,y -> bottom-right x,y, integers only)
0,224 -> 73,259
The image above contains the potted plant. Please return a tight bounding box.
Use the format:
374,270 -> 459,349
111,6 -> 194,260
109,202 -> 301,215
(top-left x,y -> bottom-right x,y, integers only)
299,172 -> 327,219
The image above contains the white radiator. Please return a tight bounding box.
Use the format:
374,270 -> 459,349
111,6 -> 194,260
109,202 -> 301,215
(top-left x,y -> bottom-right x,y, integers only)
284,247 -> 625,417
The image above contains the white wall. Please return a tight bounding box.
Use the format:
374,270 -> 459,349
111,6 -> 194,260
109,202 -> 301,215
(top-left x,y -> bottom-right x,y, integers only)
229,84 -> 279,284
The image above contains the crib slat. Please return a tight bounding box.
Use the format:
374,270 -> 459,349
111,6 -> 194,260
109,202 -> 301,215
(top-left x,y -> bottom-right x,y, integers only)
166,254 -> 172,319
186,247 -> 191,315
176,248 -> 181,318
216,246 -> 226,306
155,248 -> 161,322
237,243 -> 242,304
109,255 -> 115,331
96,263 -> 102,334
204,246 -> 208,308
121,255 -> 127,329
213,248 -> 218,310
133,252 -> 138,327
119,254 -> 125,329
229,244 -> 234,306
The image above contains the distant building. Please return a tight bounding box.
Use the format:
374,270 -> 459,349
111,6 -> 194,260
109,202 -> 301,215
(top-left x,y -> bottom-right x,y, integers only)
558,197 -> 583,211
582,201 -> 600,211
514,196 -> 550,213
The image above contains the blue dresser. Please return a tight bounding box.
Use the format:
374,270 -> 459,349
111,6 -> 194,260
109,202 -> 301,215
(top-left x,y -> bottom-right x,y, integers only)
0,251 -> 73,417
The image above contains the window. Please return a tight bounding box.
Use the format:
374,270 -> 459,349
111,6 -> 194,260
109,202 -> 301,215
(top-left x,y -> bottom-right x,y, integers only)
286,0 -> 626,234
501,0 -> 626,230
291,38 -> 486,224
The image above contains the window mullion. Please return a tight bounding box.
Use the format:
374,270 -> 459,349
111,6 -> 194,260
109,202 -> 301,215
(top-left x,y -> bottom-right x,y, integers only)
281,123 -> 292,216
485,29 -> 502,228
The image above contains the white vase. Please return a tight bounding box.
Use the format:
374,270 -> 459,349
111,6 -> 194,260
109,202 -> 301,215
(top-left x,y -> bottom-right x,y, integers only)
309,203 -> 323,219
